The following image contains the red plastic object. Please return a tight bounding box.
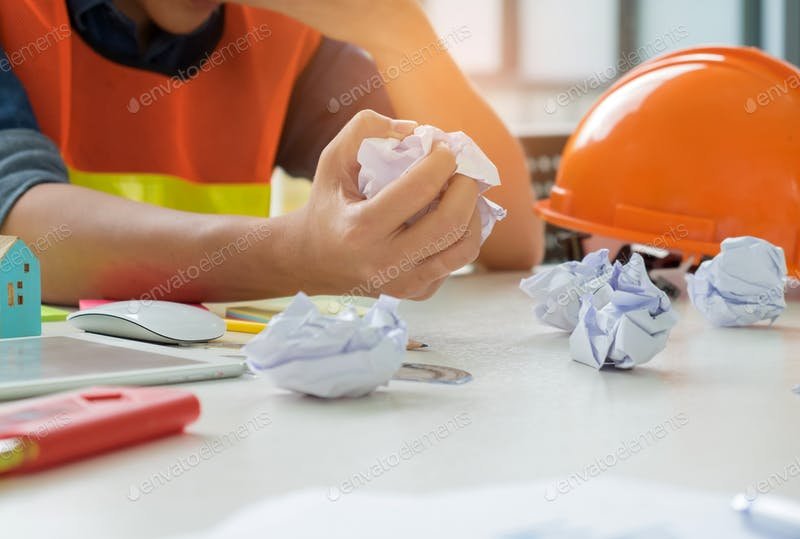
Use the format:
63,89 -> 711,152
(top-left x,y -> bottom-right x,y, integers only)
0,386 -> 200,474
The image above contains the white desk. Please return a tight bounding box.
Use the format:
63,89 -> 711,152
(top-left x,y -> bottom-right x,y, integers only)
2,272 -> 800,538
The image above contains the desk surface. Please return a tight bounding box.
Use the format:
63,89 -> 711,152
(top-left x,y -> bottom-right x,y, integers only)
2,272 -> 800,538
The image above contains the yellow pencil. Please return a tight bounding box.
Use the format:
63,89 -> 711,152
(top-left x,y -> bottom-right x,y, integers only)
225,319 -> 267,334
225,318 -> 429,349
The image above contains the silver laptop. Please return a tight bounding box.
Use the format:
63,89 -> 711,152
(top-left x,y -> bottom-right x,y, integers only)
0,334 -> 246,400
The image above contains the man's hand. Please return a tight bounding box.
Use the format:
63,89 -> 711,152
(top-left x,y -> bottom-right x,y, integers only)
228,0 -> 543,271
290,110 -> 481,300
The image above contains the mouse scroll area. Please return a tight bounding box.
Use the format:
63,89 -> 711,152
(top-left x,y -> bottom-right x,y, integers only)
68,314 -> 185,345
66,301 -> 227,344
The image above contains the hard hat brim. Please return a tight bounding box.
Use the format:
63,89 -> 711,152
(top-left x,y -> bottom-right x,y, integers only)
535,199 -> 718,266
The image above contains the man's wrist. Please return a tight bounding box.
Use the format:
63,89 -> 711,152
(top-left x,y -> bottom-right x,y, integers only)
197,214 -> 292,300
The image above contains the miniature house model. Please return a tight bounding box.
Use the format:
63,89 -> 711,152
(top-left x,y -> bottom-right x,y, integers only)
0,236 -> 41,338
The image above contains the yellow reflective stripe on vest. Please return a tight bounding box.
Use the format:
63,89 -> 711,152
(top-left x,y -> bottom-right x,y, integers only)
69,169 -> 270,217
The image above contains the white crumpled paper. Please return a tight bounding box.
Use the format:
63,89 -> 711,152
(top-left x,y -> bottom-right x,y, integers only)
519,249 -> 613,331
243,292 -> 408,398
570,253 -> 679,370
357,125 -> 507,243
685,236 -> 787,327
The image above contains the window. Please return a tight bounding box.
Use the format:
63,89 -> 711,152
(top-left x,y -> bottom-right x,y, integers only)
519,0 -> 618,83
423,0 -> 799,129
424,0 -> 799,262
23,263 -> 29,273
16,281 -> 22,289
17,295 -> 23,306
635,0 -> 743,59
423,0 -> 503,74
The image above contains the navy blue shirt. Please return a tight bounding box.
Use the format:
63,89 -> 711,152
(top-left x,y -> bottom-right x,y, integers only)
0,0 -> 393,223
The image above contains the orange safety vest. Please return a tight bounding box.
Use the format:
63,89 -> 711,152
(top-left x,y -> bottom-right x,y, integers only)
0,1 -> 321,216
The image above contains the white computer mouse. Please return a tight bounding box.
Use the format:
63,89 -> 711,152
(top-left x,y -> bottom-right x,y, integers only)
67,300 -> 226,344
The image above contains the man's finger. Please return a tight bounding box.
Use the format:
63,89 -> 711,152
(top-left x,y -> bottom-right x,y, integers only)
408,275 -> 448,301
391,209 -> 482,298
360,143 -> 458,232
394,173 -> 479,257
318,110 -> 417,182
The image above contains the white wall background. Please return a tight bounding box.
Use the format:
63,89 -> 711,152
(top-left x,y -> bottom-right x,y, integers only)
519,0 -> 618,83
636,0 -> 743,59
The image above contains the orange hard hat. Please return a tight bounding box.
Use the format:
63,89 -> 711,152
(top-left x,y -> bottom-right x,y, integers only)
535,46 -> 800,275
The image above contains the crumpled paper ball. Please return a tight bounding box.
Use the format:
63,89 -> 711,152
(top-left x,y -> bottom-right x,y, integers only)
357,125 -> 506,243
686,236 -> 787,327
519,249 -> 613,331
243,293 -> 408,398
570,253 -> 679,370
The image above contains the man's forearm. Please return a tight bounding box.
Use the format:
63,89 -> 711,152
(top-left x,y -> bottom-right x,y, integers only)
225,0 -> 543,269
363,9 -> 544,269
1,183 -> 302,304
